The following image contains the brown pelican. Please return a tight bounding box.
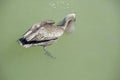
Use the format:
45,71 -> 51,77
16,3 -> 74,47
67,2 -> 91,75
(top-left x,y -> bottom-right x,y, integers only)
18,13 -> 76,58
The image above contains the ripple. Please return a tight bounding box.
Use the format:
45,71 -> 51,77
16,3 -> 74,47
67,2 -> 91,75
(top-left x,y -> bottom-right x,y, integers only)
49,0 -> 70,9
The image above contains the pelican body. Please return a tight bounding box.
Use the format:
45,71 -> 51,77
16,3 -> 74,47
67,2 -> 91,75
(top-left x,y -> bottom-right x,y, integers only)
19,13 -> 76,48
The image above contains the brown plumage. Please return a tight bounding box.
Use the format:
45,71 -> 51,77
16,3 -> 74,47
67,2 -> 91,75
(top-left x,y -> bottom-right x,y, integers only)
19,13 -> 76,48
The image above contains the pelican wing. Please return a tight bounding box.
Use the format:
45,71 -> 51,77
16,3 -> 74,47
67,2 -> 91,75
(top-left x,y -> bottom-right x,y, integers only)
32,26 -> 64,41
23,20 -> 55,41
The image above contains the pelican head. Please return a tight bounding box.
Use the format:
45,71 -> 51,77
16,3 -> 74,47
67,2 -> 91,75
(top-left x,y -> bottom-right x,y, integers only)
57,13 -> 76,32
65,13 -> 76,22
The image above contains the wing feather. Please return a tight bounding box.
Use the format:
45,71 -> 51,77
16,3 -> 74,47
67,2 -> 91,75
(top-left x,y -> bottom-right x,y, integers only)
23,20 -> 59,41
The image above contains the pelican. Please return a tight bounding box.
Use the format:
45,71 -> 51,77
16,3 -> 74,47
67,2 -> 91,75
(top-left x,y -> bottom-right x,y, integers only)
18,13 -> 76,58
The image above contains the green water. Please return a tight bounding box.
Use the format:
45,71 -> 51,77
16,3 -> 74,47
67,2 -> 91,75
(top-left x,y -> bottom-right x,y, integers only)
0,0 -> 120,80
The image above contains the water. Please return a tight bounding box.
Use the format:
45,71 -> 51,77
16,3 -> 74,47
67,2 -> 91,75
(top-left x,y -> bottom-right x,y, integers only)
0,0 -> 120,80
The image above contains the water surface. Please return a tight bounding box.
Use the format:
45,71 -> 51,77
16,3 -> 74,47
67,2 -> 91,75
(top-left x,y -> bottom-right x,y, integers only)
0,0 -> 120,80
